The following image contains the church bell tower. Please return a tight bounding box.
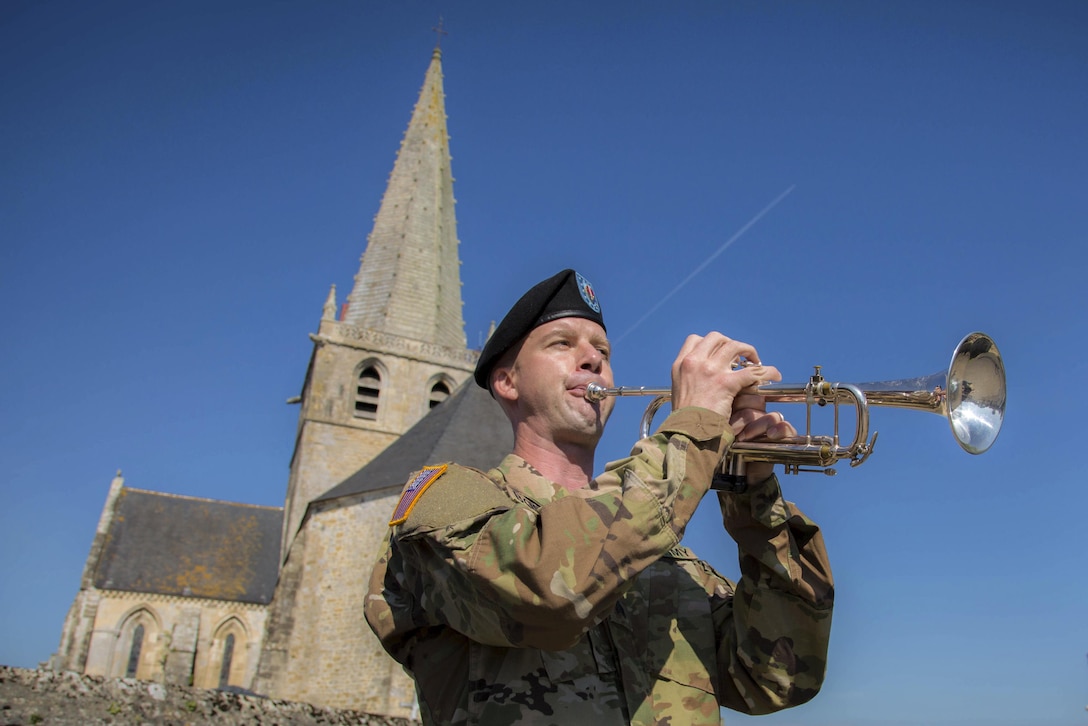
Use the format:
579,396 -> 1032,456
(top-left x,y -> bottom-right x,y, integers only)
281,47 -> 476,558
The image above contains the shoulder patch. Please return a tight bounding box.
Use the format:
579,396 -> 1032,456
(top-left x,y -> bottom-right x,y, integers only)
395,463 -> 515,533
389,464 -> 449,526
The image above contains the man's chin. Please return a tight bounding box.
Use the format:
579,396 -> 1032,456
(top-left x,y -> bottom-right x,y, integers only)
554,416 -> 603,446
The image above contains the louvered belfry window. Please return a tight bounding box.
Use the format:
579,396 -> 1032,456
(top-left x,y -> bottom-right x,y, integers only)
355,366 -> 382,420
429,380 -> 450,409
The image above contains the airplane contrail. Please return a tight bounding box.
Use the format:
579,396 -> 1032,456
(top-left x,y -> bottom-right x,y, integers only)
615,184 -> 796,343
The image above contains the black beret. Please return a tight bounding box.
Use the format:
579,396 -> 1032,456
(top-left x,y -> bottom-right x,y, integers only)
474,269 -> 605,389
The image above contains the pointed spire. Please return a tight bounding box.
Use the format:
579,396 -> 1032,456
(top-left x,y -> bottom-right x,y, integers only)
342,50 -> 467,349
322,284 -> 337,321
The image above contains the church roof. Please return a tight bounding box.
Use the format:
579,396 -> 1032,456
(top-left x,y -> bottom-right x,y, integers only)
342,48 -> 466,349
93,489 -> 282,604
315,379 -> 513,503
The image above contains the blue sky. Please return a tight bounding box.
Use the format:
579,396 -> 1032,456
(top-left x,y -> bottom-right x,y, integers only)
2,2 -> 1086,724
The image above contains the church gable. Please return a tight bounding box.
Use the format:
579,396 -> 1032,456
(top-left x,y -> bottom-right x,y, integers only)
94,489 -> 282,604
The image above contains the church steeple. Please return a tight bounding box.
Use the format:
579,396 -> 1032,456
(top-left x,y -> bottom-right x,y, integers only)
342,48 -> 466,349
279,49 -> 478,565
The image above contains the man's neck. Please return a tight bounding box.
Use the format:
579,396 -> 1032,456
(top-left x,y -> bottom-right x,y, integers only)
512,433 -> 596,492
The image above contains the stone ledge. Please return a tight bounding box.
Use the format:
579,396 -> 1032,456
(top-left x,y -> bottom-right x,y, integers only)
0,666 -> 417,726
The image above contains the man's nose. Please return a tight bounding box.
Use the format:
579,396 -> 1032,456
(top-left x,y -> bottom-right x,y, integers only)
578,342 -> 603,372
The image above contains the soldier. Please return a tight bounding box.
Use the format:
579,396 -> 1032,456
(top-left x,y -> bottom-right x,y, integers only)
365,269 -> 834,725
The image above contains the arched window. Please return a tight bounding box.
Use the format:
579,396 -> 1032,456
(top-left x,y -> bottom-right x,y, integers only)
111,607 -> 161,681
204,618 -> 248,690
428,380 -> 451,409
354,366 -> 382,420
125,624 -> 144,678
218,633 -> 235,688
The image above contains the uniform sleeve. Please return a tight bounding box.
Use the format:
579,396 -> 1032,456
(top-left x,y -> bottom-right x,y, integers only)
365,407 -> 733,655
702,475 -> 835,713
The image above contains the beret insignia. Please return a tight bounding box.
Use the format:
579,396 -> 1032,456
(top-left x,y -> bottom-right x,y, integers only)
575,271 -> 600,313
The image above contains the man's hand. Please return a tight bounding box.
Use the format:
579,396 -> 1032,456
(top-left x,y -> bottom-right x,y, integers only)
670,332 -> 780,416
729,391 -> 797,483
729,391 -> 796,441
670,333 -> 796,484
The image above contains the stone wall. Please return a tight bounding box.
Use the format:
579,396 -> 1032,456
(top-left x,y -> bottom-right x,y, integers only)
254,492 -> 416,718
0,666 -> 417,726
74,590 -> 267,690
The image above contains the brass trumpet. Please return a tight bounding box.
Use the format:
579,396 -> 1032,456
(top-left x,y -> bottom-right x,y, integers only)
585,332 -> 1005,488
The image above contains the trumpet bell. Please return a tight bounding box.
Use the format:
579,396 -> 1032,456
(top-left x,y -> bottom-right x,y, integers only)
947,331 -> 1005,455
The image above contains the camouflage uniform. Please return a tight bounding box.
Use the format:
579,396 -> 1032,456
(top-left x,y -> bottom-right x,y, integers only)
365,407 -> 834,725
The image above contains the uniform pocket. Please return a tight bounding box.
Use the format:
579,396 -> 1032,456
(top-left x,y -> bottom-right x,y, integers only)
643,553 -> 718,695
539,630 -> 602,682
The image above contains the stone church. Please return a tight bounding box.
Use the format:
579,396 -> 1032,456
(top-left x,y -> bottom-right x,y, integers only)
52,47 -> 513,720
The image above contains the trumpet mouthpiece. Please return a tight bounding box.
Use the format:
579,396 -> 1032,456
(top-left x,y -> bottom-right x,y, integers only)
584,382 -> 609,402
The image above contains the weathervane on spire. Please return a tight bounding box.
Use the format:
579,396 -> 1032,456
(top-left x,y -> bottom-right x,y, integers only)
432,17 -> 448,49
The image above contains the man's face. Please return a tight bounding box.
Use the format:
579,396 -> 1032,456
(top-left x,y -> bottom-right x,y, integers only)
493,317 -> 615,448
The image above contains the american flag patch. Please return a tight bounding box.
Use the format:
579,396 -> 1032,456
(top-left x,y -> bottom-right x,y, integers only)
389,464 -> 449,526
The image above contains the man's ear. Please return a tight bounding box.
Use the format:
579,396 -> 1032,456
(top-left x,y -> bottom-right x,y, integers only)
490,365 -> 518,404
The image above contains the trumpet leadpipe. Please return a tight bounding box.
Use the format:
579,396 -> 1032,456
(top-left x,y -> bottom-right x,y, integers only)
584,383 -> 669,402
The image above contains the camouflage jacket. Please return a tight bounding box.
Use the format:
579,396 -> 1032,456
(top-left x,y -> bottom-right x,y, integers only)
365,407 -> 834,725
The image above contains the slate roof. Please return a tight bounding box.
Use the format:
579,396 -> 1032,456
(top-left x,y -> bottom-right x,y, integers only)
315,378 -> 513,503
93,489 -> 282,604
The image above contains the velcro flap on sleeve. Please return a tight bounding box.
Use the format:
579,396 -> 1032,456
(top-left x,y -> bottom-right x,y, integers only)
398,464 -> 514,533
